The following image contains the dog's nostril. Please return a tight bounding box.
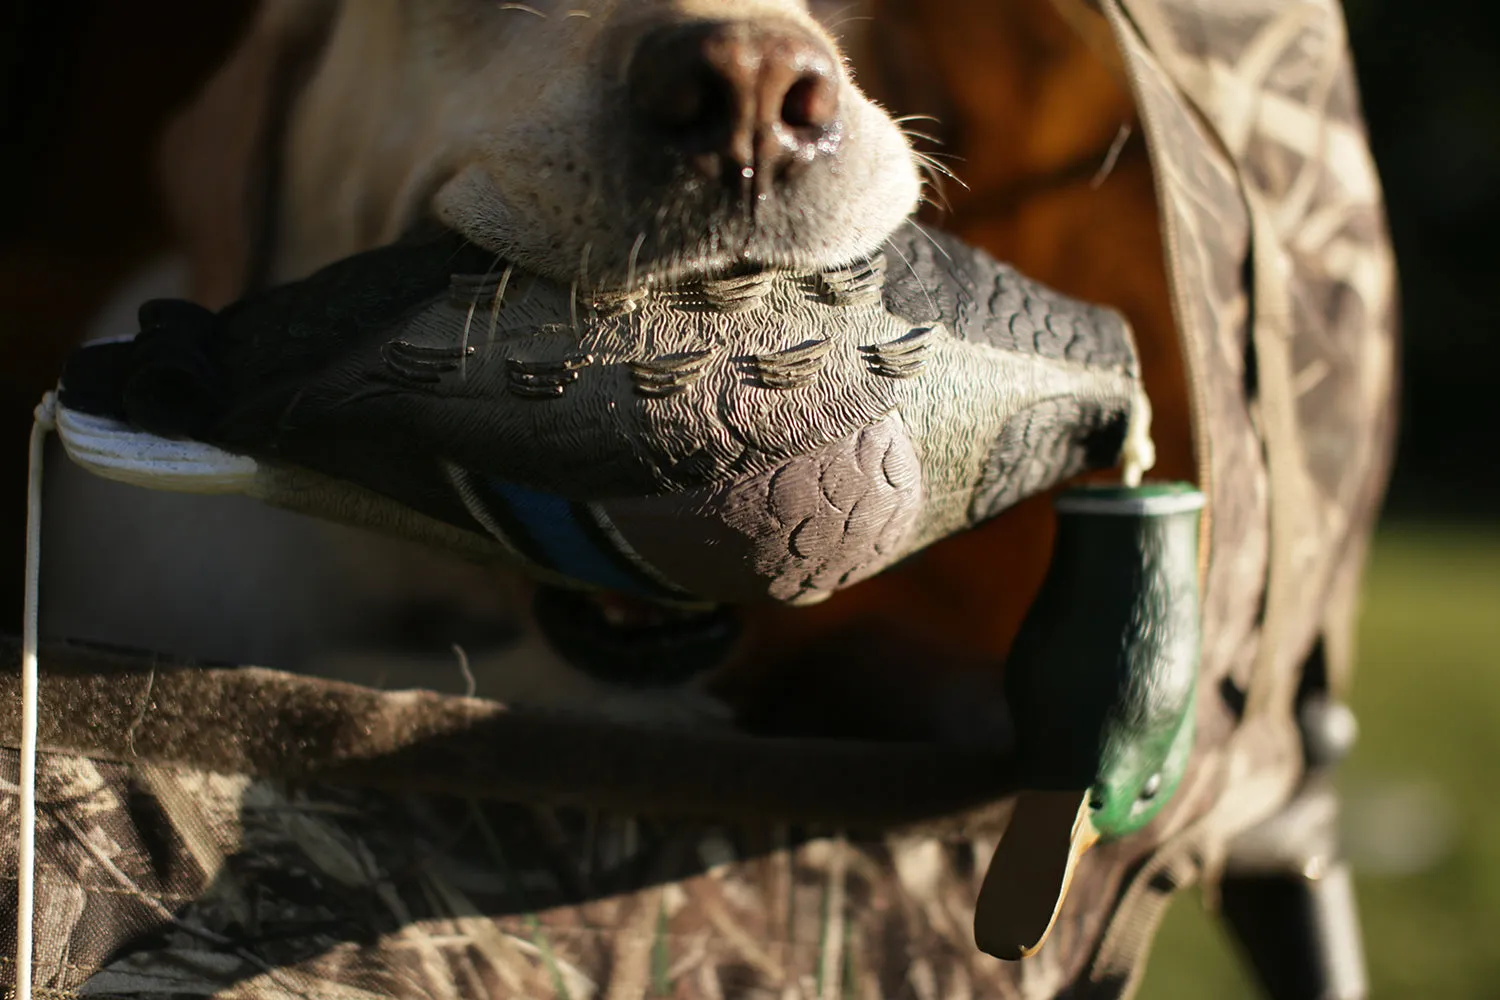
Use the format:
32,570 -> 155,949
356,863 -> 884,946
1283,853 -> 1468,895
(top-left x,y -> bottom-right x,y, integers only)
781,74 -> 838,133
628,20 -> 842,187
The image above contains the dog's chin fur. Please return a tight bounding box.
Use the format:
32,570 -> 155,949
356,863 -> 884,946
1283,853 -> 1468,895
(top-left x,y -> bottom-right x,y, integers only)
431,97 -> 921,288
434,159 -> 920,289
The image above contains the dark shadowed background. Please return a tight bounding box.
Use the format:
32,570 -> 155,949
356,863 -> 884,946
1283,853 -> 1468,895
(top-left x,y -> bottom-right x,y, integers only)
2,1 -> 1496,996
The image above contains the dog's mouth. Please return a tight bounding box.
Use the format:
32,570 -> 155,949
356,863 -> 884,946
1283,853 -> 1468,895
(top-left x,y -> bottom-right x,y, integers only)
402,210 -> 780,291
532,586 -> 742,689
413,135 -> 917,292
409,220 -> 895,337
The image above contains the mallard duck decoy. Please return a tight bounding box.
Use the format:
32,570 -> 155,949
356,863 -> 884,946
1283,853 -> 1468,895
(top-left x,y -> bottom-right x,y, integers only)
974,481 -> 1204,961
54,222 -> 1148,631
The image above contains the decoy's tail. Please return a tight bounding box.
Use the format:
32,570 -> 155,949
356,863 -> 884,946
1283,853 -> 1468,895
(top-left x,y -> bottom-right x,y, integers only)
58,299 -> 224,441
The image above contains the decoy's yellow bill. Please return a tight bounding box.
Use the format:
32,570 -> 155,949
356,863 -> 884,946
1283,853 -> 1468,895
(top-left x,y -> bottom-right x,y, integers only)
973,789 -> 1100,961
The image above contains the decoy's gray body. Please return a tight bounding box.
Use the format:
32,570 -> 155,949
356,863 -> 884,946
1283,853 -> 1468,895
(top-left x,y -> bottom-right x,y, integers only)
62,222 -> 1144,608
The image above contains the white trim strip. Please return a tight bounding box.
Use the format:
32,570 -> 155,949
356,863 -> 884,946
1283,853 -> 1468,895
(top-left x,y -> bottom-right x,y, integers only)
54,404 -> 258,494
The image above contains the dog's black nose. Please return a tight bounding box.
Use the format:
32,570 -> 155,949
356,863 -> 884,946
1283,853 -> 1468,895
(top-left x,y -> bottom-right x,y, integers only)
628,20 -> 842,193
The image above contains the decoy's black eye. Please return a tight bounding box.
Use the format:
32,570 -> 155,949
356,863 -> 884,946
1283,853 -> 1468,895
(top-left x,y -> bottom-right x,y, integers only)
1088,795 -> 1105,811
1139,773 -> 1162,802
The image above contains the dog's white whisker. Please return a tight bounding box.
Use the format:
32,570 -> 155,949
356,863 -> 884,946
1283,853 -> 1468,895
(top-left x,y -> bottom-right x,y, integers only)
910,220 -> 956,264
486,262 -> 515,353
1092,123 -> 1134,189
627,231 -> 646,292
913,150 -> 966,187
914,172 -> 955,216
887,238 -> 938,321
820,13 -> 873,35
915,161 -> 964,213
459,300 -> 478,380
813,1 -> 871,36
460,256 -> 503,379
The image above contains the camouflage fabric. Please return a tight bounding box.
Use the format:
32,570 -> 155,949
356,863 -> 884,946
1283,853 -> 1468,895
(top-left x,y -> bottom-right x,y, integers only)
0,747 -> 1020,1000
1,1 -> 1396,997
1032,1 -> 1396,991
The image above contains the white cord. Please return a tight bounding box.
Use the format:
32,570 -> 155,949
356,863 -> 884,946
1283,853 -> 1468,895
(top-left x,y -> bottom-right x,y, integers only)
18,392 -> 56,1000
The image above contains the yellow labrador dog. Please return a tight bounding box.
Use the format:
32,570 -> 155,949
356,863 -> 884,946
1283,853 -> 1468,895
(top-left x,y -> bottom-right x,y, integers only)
167,0 -> 919,303
42,0 -> 927,721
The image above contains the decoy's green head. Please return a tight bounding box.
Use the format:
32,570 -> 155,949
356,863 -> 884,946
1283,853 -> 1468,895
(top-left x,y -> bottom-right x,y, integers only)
972,698 -> 1197,964
974,483 -> 1205,963
1003,481 -> 1206,841
1086,689 -> 1197,839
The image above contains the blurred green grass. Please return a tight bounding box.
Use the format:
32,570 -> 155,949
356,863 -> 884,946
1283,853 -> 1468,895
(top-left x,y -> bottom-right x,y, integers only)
1138,525 -> 1500,998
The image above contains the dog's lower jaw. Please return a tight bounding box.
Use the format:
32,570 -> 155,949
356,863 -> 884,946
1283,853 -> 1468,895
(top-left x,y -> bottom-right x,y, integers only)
432,146 -> 921,289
